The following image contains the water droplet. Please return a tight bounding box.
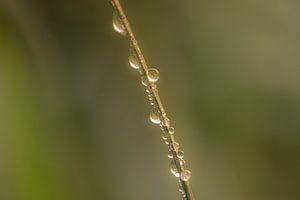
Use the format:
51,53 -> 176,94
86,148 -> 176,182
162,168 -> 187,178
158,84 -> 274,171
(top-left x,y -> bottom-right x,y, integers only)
173,142 -> 180,151
179,158 -> 186,168
147,68 -> 159,83
150,109 -> 161,124
170,160 -> 180,177
141,76 -> 149,86
168,127 -> 175,135
177,150 -> 184,159
112,12 -> 125,34
151,84 -> 157,90
145,87 -> 151,93
162,117 -> 170,127
168,151 -> 174,158
129,53 -> 140,69
162,134 -> 168,141
180,170 -> 191,181
161,124 -> 168,132
178,186 -> 184,193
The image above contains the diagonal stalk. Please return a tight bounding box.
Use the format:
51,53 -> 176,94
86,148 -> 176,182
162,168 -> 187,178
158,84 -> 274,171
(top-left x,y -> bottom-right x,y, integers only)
109,1 -> 195,199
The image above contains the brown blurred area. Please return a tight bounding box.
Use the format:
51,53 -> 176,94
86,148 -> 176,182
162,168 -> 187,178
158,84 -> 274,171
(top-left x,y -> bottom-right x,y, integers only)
0,0 -> 299,200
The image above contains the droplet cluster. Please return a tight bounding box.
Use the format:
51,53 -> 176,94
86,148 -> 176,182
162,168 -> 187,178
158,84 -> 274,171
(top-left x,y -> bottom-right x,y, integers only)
110,1 -> 194,199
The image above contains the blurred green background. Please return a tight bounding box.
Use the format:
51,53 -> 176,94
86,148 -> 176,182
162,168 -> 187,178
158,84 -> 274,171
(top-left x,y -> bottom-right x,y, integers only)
0,0 -> 299,200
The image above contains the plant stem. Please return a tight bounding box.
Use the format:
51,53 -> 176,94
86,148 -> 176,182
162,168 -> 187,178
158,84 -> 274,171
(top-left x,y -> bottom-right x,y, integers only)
109,1 -> 195,199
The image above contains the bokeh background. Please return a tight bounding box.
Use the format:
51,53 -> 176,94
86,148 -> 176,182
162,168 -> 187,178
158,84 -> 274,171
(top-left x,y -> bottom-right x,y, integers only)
0,0 -> 299,200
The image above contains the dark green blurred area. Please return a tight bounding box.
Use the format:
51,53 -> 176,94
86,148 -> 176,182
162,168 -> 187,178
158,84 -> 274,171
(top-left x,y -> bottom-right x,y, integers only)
0,0 -> 299,199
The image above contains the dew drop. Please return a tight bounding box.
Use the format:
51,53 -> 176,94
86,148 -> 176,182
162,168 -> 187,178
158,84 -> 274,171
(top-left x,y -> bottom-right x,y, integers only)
178,185 -> 184,193
145,87 -> 151,93
161,124 -> 169,133
173,142 -> 180,151
141,76 -> 149,86
170,160 -> 180,178
112,12 -> 125,34
150,109 -> 161,124
129,53 -> 140,69
160,125 -> 165,131
177,150 -> 184,159
167,151 -> 174,158
168,127 -> 175,135
180,170 -> 191,181
162,133 -> 168,141
162,117 -> 170,127
179,158 -> 186,168
147,68 -> 159,83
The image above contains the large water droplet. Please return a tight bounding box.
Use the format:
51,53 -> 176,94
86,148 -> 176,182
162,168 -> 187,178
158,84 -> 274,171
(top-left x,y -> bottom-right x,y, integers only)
147,68 -> 159,82
170,160 -> 180,177
112,12 -> 125,34
180,170 -> 191,181
129,53 -> 140,69
150,109 -> 161,124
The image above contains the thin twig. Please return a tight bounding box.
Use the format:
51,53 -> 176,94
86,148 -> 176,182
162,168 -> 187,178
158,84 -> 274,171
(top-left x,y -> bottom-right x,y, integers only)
109,1 -> 195,199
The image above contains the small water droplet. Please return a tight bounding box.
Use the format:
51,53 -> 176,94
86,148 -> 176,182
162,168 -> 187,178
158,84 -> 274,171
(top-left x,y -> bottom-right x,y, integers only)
147,68 -> 159,82
170,160 -> 180,177
177,150 -> 184,159
112,12 -> 125,34
129,53 -> 140,69
161,124 -> 168,132
150,109 -> 161,124
162,117 -> 170,127
162,134 -> 168,141
179,158 -> 186,168
168,151 -> 174,158
168,127 -> 175,135
173,142 -> 180,151
145,87 -> 151,93
180,170 -> 191,181
178,185 -> 184,193
141,76 -> 149,86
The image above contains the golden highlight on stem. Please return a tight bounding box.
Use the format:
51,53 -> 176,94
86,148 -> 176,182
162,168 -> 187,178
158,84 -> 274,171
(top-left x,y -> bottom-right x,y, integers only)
109,1 -> 195,199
